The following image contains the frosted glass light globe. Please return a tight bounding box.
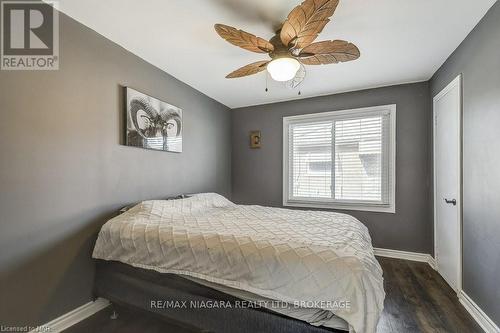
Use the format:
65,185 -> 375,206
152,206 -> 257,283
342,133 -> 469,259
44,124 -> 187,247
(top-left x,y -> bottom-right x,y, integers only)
267,57 -> 301,82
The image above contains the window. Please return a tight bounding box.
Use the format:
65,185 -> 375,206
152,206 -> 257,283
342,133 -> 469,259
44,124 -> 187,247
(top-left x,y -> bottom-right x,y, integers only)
283,105 -> 396,213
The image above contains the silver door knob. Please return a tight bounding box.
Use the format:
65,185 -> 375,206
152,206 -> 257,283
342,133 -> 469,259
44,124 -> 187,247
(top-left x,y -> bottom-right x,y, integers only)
444,198 -> 456,205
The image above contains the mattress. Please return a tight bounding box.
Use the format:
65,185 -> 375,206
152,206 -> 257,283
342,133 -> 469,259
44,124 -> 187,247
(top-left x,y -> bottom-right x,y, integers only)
92,193 -> 385,333
94,260 -> 341,333
183,275 -> 350,331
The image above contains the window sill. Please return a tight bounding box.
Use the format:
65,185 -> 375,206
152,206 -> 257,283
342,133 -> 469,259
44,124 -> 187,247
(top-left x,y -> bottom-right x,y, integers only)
283,200 -> 396,214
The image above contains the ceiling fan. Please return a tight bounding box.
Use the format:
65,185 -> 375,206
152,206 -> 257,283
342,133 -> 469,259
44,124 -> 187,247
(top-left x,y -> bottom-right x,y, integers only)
214,0 -> 360,85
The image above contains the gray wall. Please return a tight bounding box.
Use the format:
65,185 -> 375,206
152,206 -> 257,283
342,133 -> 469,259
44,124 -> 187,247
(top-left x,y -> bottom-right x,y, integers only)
231,82 -> 433,254
430,1 -> 500,324
1,0 -> 498,328
0,11 -> 231,327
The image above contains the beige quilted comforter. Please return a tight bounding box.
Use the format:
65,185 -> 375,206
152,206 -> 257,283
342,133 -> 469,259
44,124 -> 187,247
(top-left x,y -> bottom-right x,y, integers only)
92,193 -> 385,333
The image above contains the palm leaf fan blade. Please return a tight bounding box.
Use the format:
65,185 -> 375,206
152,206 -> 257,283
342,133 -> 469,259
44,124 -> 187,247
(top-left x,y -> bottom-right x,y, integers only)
214,24 -> 274,53
226,61 -> 269,78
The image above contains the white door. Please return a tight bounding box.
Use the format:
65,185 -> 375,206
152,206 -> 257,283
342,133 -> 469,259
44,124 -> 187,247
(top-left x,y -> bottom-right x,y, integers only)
433,75 -> 462,292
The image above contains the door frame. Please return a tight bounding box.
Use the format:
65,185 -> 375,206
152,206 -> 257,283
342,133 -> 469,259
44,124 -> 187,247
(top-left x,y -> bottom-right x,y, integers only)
433,74 -> 463,293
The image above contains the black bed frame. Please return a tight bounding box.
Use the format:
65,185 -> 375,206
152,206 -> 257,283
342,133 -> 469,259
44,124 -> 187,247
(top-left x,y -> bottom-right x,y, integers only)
94,260 -> 341,333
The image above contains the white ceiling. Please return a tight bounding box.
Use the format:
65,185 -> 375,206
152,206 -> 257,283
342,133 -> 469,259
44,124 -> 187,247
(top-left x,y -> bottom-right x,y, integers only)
56,0 -> 496,108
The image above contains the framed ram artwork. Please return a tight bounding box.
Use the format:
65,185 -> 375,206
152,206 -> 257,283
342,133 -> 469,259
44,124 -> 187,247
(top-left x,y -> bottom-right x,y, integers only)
125,87 -> 182,152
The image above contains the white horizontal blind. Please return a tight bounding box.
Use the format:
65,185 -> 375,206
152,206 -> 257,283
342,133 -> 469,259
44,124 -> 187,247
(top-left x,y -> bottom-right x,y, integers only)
287,107 -> 393,209
291,121 -> 332,198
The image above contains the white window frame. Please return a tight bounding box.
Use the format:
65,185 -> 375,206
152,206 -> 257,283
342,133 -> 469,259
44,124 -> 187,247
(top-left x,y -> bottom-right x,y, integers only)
283,104 -> 396,213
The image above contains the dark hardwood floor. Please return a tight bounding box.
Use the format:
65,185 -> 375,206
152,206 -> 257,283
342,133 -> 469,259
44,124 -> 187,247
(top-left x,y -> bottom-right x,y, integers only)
377,257 -> 481,333
65,257 -> 481,333
64,305 -> 200,333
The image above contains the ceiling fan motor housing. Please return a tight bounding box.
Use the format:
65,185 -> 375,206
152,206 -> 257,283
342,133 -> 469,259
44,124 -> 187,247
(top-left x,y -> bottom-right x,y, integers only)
269,34 -> 294,60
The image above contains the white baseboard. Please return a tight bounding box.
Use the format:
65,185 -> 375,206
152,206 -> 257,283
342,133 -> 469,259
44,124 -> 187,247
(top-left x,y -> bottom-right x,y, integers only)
29,298 -> 110,333
374,247 -> 436,269
459,291 -> 500,333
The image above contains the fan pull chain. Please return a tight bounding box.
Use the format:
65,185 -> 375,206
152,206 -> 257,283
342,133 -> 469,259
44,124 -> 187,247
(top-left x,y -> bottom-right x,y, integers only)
265,72 -> 269,92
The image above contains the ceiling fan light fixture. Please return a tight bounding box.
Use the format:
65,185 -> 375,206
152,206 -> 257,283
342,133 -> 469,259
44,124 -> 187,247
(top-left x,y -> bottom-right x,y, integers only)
267,57 -> 300,82
215,0 -> 360,81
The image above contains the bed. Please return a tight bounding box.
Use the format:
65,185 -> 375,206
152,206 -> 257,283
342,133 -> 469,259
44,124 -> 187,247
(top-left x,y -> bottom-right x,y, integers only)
92,193 -> 385,333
